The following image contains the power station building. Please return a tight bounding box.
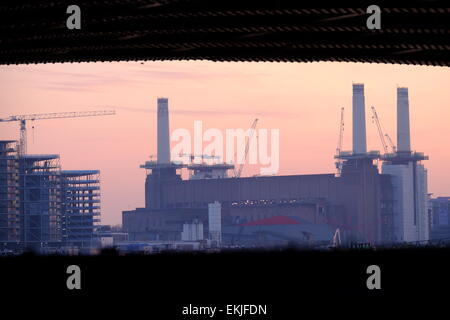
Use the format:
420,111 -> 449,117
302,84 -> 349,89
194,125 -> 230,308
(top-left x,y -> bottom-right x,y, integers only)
0,141 -> 101,252
123,84 -> 430,246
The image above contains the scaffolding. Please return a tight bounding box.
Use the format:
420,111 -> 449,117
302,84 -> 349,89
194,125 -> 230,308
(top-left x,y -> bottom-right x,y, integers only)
61,170 -> 101,248
0,141 -> 20,249
0,139 -> 103,253
19,154 -> 62,250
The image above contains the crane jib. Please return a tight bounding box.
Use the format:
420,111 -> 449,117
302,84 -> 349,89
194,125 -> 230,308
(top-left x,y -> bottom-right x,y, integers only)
0,110 -> 115,155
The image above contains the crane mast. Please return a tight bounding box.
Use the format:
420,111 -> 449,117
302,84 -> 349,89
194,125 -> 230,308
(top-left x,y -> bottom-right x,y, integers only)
19,120 -> 27,155
0,110 -> 115,155
335,107 -> 345,175
235,118 -> 258,178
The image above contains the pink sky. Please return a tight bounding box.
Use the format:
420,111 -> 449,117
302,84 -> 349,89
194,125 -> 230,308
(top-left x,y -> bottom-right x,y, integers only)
0,61 -> 449,225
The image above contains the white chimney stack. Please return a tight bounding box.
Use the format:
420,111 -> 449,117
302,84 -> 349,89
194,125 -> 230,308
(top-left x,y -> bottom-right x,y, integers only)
352,83 -> 367,154
397,87 -> 411,153
157,97 -> 170,164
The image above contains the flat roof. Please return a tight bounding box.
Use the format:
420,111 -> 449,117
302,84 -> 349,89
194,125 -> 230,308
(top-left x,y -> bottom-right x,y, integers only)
61,170 -> 100,176
21,154 -> 59,160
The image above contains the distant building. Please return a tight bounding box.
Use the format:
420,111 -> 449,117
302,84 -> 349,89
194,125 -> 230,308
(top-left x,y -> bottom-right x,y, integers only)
431,197 -> 450,226
123,94 -> 395,246
96,224 -> 129,246
123,207 -> 207,241
124,85 -> 432,247
430,197 -> 450,241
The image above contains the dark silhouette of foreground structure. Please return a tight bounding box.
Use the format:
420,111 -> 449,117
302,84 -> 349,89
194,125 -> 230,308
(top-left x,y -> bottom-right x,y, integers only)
0,0 -> 449,66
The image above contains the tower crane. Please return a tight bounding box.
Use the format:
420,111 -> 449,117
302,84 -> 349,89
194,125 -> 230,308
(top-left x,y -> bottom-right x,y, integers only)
370,106 -> 396,154
335,107 -> 345,174
235,118 -> 258,178
0,110 -> 115,155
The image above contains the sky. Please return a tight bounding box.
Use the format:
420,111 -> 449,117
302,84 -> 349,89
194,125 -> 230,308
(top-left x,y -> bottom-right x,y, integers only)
0,61 -> 449,225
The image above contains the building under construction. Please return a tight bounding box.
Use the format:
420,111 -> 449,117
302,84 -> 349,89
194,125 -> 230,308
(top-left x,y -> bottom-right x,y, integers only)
0,141 -> 20,248
61,170 -> 101,249
19,153 -> 61,249
0,110 -> 113,253
0,141 -> 102,253
123,84 -> 430,247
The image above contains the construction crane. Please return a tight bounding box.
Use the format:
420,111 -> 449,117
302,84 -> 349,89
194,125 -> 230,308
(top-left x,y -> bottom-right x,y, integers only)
335,107 -> 345,174
385,133 -> 397,153
370,106 -> 392,154
235,118 -> 258,178
0,110 -> 115,155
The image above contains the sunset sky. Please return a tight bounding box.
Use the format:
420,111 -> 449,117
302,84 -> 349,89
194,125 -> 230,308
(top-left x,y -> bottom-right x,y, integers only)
1,61 -> 449,225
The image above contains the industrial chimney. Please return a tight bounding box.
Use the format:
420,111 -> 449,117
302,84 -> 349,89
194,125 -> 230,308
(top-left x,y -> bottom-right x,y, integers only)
352,83 -> 367,154
397,87 -> 411,153
157,97 -> 170,164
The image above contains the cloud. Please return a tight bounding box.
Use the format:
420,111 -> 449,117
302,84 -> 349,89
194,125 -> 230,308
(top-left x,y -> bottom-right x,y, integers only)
7,65 -> 142,92
7,62 -> 269,92
35,73 -> 141,92
37,85 -> 96,92
129,65 -> 267,80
